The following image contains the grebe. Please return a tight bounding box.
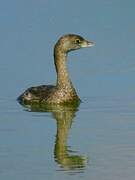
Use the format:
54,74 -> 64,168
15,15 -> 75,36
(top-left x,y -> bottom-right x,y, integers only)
18,34 -> 94,105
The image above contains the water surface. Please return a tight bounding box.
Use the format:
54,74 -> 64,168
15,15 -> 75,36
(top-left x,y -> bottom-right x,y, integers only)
0,0 -> 135,180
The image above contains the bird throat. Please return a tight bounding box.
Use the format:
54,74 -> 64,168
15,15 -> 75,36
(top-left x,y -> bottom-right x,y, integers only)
54,47 -> 72,89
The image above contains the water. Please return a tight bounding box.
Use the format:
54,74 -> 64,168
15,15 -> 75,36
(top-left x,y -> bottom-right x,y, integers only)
0,0 -> 135,179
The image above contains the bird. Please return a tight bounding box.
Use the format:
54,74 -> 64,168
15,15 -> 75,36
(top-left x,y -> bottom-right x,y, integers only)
17,34 -> 94,105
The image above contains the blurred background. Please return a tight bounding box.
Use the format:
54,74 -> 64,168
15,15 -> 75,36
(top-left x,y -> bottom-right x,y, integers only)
0,0 -> 135,99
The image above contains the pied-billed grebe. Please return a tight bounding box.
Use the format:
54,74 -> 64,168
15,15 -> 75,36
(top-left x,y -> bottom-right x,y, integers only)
18,34 -> 94,105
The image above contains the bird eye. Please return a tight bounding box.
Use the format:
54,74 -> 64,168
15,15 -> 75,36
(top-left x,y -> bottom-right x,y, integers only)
75,39 -> 81,44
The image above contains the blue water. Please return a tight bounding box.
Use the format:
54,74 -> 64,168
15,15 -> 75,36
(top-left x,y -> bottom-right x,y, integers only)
0,0 -> 135,179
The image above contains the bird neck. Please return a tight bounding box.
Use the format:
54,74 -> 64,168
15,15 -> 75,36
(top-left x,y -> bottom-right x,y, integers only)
54,46 -> 72,88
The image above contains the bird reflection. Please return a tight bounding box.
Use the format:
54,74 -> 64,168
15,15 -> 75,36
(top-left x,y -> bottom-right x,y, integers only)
18,101 -> 87,171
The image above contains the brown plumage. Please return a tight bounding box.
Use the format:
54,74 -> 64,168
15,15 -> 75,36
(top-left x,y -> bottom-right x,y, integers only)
17,34 -> 94,105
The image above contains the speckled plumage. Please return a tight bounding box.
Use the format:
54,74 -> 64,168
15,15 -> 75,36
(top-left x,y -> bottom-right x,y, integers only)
17,34 -> 94,105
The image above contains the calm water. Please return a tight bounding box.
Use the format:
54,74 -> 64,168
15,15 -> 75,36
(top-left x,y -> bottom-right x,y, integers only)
0,0 -> 135,180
